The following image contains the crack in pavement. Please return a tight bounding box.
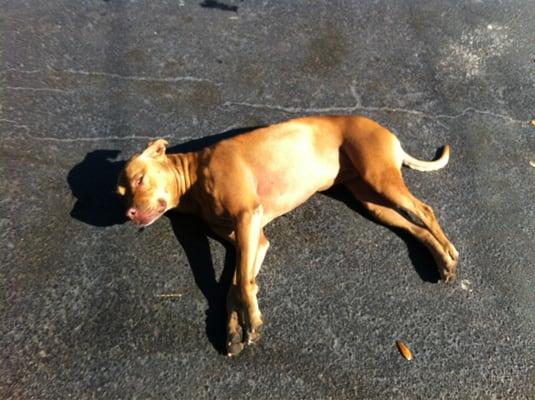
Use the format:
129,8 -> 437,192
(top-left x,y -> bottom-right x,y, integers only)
60,68 -> 217,85
5,66 -> 217,85
2,96 -> 530,143
222,101 -> 529,126
5,86 -> 74,94
2,69 -> 531,127
4,68 -> 42,74
0,119 -> 175,142
2,66 -> 531,143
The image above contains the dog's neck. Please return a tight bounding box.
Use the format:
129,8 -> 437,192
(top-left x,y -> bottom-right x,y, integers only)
167,153 -> 198,210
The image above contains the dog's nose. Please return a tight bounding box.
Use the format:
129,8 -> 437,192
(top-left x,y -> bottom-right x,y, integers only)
127,207 -> 137,219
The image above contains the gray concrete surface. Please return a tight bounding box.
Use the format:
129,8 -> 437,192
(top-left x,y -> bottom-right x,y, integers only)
1,1 -> 534,398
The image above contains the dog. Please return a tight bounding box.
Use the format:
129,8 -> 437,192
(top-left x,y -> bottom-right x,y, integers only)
117,115 -> 458,356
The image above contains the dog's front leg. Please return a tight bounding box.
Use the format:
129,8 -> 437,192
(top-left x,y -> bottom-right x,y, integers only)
227,228 -> 269,356
235,204 -> 264,344
226,273 -> 245,356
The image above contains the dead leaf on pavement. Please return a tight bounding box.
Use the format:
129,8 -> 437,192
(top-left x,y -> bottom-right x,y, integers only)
396,340 -> 413,361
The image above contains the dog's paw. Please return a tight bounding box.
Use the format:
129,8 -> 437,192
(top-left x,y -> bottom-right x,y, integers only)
227,327 -> 244,357
437,243 -> 459,283
440,257 -> 458,284
227,341 -> 244,357
247,323 -> 263,345
447,244 -> 459,263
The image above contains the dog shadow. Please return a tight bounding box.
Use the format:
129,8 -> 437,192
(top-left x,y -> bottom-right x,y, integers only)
67,125 -> 439,355
322,186 -> 440,283
68,149 -> 128,227
166,212 -> 235,354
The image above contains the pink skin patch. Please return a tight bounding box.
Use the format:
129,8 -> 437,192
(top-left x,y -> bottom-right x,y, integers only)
256,170 -> 288,199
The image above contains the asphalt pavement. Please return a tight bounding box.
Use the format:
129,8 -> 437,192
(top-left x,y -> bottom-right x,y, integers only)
1,1 -> 534,399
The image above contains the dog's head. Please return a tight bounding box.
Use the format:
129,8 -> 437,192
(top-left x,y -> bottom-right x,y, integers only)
117,139 -> 177,227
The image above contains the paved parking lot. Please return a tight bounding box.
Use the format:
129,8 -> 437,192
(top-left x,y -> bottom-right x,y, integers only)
2,1 -> 534,398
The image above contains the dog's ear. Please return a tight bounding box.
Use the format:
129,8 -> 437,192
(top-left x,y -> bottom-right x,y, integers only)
142,139 -> 169,159
117,184 -> 126,196
116,169 -> 127,197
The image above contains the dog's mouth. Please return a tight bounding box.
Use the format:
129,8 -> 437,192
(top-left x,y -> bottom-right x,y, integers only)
134,216 -> 159,228
134,215 -> 163,227
127,209 -> 165,227
125,198 -> 168,227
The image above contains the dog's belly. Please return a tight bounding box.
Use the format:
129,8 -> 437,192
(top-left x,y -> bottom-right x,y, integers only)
210,118 -> 346,226
254,149 -> 340,225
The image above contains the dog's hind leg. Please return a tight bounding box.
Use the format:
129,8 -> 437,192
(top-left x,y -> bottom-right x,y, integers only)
345,177 -> 458,282
376,177 -> 458,281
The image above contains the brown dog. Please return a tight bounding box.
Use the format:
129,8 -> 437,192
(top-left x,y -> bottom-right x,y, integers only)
117,115 -> 458,356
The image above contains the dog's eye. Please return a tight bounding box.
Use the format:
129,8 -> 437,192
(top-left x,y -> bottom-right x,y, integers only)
135,175 -> 144,186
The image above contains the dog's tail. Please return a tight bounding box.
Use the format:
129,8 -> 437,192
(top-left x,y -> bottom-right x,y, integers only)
401,144 -> 450,171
